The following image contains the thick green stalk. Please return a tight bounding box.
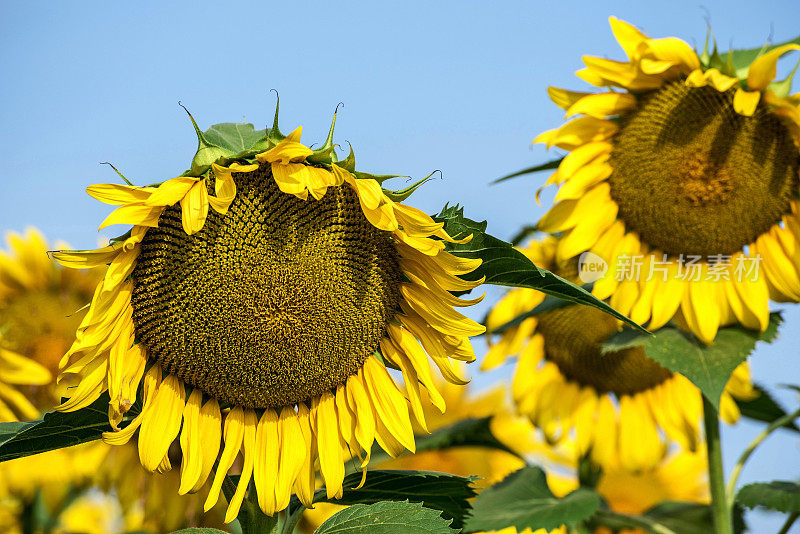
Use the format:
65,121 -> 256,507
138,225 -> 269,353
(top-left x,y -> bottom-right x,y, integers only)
703,396 -> 732,534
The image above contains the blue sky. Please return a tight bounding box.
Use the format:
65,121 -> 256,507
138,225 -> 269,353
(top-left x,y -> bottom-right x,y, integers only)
2,1 -> 799,531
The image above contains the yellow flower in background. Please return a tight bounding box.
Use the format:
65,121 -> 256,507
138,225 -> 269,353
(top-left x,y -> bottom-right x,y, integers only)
53,123 -> 485,522
553,449 -> 709,534
535,17 -> 800,344
0,229 -> 99,423
0,229 -> 101,410
484,237 -> 758,471
0,342 -> 50,421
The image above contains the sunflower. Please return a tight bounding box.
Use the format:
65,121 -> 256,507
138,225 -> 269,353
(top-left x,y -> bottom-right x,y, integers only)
484,237 -> 758,471
52,116 -> 485,522
534,17 -> 800,344
0,229 -> 101,408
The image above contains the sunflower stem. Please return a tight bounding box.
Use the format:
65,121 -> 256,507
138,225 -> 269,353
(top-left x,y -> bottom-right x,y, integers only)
778,512 -> 800,534
725,407 -> 800,504
703,396 -> 733,534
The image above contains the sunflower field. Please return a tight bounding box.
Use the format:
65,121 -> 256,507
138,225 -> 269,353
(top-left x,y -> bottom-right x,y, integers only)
1,2 -> 799,533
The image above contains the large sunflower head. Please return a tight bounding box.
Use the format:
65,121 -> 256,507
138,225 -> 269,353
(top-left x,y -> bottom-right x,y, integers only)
53,110 -> 486,522
535,17 -> 800,344
484,236 -> 758,471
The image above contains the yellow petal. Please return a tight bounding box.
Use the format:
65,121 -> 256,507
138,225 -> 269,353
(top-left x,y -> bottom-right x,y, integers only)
87,183 -> 154,205
254,408 -> 280,516
256,137 -> 313,164
224,410 -> 258,523
145,177 -> 197,207
748,44 -> 800,91
315,391 -> 345,499
275,406 -> 306,511
180,179 -> 210,235
685,68 -> 739,92
733,89 -> 760,116
178,389 -> 204,494
292,403 -> 317,509
98,204 -> 163,230
539,182 -> 611,233
362,358 -> 415,453
400,283 -> 485,337
565,92 -> 637,119
608,17 -> 648,59
191,399 -> 223,493
138,373 -> 185,472
205,406 -> 245,512
644,37 -> 700,72
681,277 -> 720,345
547,87 -> 592,110
534,117 -> 618,151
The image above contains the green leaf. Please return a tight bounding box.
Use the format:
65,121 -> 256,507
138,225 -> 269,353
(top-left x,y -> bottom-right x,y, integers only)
735,384 -> 800,433
315,501 -> 456,534
601,313 -> 782,410
0,421 -> 36,447
0,392 -> 139,462
204,123 -> 268,154
722,35 -> 800,79
492,158 -> 563,185
737,481 -> 800,513
465,466 -> 601,532
315,470 -> 475,529
433,205 -> 647,333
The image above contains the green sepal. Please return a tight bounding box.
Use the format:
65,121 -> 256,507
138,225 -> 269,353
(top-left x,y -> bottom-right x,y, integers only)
334,143 -> 356,172
180,103 -> 235,175
700,29 -> 738,78
100,162 -> 134,186
306,104 -> 343,165
266,90 -> 287,146
383,171 -> 439,202
768,57 -> 800,98
354,170 -> 408,185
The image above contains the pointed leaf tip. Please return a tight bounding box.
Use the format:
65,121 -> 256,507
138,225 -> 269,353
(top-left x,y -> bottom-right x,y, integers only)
179,102 -> 234,172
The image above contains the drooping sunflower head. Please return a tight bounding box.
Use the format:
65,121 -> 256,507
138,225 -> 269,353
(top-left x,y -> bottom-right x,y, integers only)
535,17 -> 800,344
484,236 -> 758,471
53,107 -> 486,522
